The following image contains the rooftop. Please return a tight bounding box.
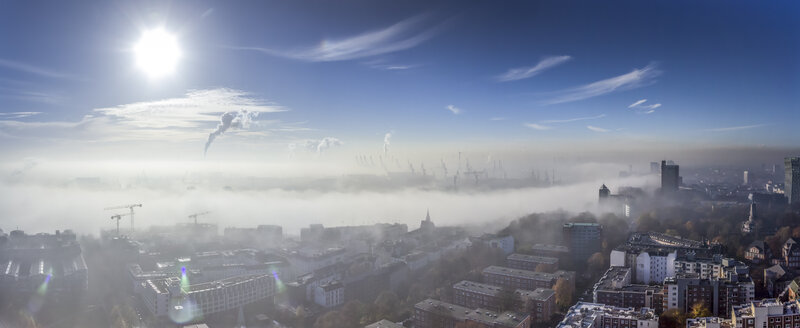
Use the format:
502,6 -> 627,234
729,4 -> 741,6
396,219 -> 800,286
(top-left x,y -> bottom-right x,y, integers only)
483,266 -> 556,281
516,288 -> 555,301
414,299 -> 529,327
558,302 -> 657,328
531,244 -> 569,253
453,280 -> 503,296
364,319 -> 404,328
507,253 -> 559,264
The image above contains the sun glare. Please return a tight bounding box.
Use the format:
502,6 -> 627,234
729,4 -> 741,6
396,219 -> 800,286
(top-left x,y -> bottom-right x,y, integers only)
134,28 -> 181,79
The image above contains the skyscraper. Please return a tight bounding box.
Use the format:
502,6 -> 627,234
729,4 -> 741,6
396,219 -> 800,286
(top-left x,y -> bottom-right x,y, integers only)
743,170 -> 749,185
661,160 -> 680,192
599,184 -> 610,203
786,157 -> 800,204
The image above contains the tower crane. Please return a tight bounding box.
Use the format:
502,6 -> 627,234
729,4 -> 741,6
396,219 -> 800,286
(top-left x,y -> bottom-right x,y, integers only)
188,211 -> 211,225
110,213 -> 131,236
104,204 -> 142,233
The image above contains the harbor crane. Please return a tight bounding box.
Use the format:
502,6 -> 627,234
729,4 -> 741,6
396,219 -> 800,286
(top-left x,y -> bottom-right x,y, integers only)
188,211 -> 211,225
104,204 -> 142,233
110,213 -> 131,236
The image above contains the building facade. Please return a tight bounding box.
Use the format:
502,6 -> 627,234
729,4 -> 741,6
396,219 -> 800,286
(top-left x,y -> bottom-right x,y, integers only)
562,223 -> 603,264
786,157 -> 800,204
482,266 -> 557,291
413,299 -> 531,328
557,302 -> 658,328
506,253 -> 559,272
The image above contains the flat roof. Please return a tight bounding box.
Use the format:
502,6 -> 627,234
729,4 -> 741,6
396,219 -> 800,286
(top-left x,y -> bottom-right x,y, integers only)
507,253 -> 558,264
516,288 -> 555,301
483,266 -> 556,281
414,299 -> 529,327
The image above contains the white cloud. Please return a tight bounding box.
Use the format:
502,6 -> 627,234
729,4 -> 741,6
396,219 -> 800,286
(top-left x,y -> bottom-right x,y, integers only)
0,88 -> 295,144
541,114 -> 606,124
587,125 -> 610,133
446,105 -> 461,115
230,15 -> 442,62
706,124 -> 768,132
94,88 -> 285,129
0,58 -> 73,79
0,112 -> 41,119
495,55 -> 572,82
543,63 -> 661,105
628,99 -> 662,113
523,123 -> 552,130
490,117 -> 506,121
304,137 -> 343,154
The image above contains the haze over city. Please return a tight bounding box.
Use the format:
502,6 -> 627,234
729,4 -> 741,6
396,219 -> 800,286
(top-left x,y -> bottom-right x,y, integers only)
0,1 -> 798,328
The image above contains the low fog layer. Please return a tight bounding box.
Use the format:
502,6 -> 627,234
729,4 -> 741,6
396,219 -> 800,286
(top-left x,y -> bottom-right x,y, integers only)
0,161 -> 658,235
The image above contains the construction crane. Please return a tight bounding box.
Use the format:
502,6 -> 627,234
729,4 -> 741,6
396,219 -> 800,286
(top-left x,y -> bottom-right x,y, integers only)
110,213 -> 131,236
188,211 -> 211,225
104,204 -> 142,233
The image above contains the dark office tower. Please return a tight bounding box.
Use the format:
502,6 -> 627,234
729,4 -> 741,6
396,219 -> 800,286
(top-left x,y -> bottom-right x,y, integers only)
661,160 -> 680,192
786,157 -> 800,204
562,223 -> 602,264
599,184 -> 610,203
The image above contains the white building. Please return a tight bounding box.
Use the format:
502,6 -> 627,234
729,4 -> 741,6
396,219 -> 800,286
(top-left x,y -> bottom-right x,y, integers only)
471,234 -> 515,255
611,249 -> 676,284
314,280 -> 344,308
141,274 -> 276,320
557,302 -> 658,328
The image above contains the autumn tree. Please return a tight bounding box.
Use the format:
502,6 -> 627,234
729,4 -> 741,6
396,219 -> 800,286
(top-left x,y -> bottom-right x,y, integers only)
553,278 -> 575,309
659,309 -> 686,328
587,252 -> 606,278
689,302 -> 712,318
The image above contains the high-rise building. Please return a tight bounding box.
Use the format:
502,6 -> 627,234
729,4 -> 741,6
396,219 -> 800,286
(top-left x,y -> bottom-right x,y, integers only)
786,157 -> 800,204
660,160 -> 680,192
743,170 -> 749,185
563,222 -> 603,263
599,184 -> 610,203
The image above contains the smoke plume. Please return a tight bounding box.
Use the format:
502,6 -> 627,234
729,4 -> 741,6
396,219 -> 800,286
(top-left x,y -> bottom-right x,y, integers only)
204,110 -> 257,156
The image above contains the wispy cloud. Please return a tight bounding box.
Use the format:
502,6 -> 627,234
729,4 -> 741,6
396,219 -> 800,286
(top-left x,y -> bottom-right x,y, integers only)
445,105 -> 461,115
94,88 -> 286,129
0,88 -> 293,143
706,124 -> 768,132
201,8 -> 215,18
628,98 -> 661,114
0,88 -> 63,104
495,55 -> 572,82
0,58 -> 72,79
541,114 -> 606,124
230,15 -> 442,62
490,117 -> 506,121
0,112 -> 41,119
543,63 -> 661,105
523,123 -> 552,130
587,125 -> 610,133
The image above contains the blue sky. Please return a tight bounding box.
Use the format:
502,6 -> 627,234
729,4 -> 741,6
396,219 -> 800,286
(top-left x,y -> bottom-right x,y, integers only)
0,0 -> 798,162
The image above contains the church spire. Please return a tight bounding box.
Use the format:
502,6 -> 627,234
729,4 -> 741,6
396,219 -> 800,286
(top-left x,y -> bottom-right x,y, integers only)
426,209 -> 431,221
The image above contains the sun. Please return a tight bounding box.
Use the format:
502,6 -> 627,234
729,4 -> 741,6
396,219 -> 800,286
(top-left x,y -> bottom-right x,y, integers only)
134,28 -> 181,79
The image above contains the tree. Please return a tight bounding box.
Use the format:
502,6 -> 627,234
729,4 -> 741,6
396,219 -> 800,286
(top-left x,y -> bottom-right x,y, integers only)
374,291 -> 400,320
689,302 -> 712,318
659,309 -> 686,328
314,311 -> 346,328
553,278 -> 575,309
587,252 -> 606,278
